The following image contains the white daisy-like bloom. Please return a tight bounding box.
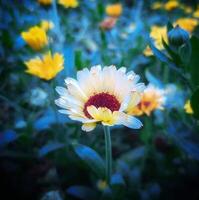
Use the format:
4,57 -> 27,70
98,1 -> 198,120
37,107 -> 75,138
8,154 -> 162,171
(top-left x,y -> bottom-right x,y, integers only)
55,65 -> 145,132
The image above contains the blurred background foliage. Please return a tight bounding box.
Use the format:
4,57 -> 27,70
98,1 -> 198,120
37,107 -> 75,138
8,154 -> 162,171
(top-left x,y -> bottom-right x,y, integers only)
0,0 -> 199,200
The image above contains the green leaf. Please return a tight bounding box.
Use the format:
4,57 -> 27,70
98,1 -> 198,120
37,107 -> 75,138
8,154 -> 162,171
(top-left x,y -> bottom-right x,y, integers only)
149,38 -> 177,69
178,41 -> 192,64
75,50 -> 83,71
73,143 -> 105,178
191,88 -> 199,119
162,37 -> 182,66
97,2 -> 104,18
167,21 -> 174,33
189,36 -> 199,88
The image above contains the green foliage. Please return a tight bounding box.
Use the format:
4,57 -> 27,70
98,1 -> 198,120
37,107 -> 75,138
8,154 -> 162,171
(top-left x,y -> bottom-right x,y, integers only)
189,36 -> 199,88
191,88 -> 199,119
73,143 -> 106,179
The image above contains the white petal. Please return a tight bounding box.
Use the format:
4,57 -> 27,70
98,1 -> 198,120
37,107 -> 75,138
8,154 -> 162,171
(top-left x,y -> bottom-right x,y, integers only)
69,115 -> 97,123
118,67 -> 127,74
133,83 -> 145,92
65,77 -> 88,101
55,86 -> 68,96
119,95 -> 131,111
117,112 -> 143,129
126,92 -> 141,111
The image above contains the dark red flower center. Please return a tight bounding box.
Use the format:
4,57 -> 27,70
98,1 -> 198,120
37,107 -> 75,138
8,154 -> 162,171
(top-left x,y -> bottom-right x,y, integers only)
83,92 -> 120,118
138,101 -> 151,109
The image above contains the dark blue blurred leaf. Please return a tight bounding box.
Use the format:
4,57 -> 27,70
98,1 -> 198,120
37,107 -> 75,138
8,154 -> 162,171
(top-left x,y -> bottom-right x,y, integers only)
34,108 -> 69,131
14,36 -> 25,50
0,130 -> 18,147
110,173 -> 125,199
73,143 -> 105,178
145,70 -> 163,88
120,146 -> 145,164
66,185 -> 98,200
116,161 -> 130,176
178,139 -> 199,160
38,142 -> 65,157
129,167 -> 141,184
111,173 -> 125,186
168,122 -> 199,160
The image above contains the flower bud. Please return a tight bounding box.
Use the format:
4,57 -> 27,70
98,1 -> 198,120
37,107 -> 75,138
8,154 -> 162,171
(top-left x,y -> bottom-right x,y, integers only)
168,25 -> 189,48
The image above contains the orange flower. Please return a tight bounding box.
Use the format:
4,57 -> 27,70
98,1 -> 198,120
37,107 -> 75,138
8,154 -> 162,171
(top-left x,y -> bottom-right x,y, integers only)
127,85 -> 165,116
106,3 -> 122,18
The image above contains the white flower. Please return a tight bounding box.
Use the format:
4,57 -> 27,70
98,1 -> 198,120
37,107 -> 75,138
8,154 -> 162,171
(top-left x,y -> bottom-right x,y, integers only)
55,65 -> 145,132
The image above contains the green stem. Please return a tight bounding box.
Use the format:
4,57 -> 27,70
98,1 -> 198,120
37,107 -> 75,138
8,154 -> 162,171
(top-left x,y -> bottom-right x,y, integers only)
103,126 -> 112,185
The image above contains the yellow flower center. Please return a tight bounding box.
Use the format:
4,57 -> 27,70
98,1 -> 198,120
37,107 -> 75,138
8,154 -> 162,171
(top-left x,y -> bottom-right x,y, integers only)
83,93 -> 120,118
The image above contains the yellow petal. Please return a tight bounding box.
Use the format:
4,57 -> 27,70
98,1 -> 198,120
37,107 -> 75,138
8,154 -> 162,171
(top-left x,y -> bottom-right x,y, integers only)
82,123 -> 96,132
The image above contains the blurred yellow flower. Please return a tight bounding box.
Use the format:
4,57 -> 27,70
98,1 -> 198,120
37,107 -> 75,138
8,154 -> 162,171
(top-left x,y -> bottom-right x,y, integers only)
193,7 -> 199,18
175,18 -> 198,33
25,52 -> 64,80
151,2 -> 163,10
143,26 -> 167,56
40,20 -> 54,31
21,26 -> 48,51
38,0 -> 52,5
184,100 -> 193,114
180,5 -> 192,14
143,45 -> 153,57
150,26 -> 168,50
58,0 -> 79,8
127,85 -> 165,116
106,3 -> 122,18
164,0 -> 179,11
97,180 -> 108,191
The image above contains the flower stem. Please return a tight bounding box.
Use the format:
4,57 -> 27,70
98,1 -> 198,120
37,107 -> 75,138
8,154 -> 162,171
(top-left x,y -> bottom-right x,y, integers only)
103,126 -> 112,185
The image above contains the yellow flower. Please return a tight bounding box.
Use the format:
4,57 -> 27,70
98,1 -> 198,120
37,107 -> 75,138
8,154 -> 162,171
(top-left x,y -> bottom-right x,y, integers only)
55,65 -> 145,132
184,100 -> 193,114
174,18 -> 198,33
127,85 -> 165,116
25,52 -> 64,80
193,7 -> 199,18
106,3 -> 122,18
38,0 -> 52,5
180,5 -> 192,14
21,26 -> 48,51
164,0 -> 179,11
97,180 -> 108,191
40,20 -> 54,31
151,2 -> 164,10
58,0 -> 79,8
143,26 -> 167,56
150,26 -> 168,50
143,45 -> 153,57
